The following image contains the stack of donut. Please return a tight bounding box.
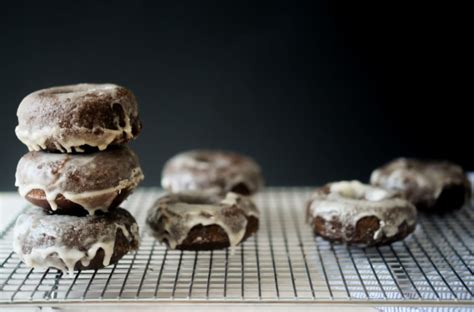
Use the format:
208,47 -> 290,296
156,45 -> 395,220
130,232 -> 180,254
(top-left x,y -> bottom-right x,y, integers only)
12,83 -> 144,275
147,150 -> 264,250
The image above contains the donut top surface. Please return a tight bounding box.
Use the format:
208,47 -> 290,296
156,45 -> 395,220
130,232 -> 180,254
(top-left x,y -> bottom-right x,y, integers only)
370,158 -> 471,206
147,192 -> 259,249
161,150 -> 264,195
15,146 -> 144,215
307,180 -> 417,240
15,83 -> 141,152
13,208 -> 140,275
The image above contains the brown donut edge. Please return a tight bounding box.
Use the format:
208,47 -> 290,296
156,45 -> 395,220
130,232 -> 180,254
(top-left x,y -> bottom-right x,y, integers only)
414,182 -> 471,214
169,216 -> 259,251
74,227 -> 139,270
40,116 -> 141,153
25,90 -> 143,153
24,188 -> 133,216
309,214 -> 416,246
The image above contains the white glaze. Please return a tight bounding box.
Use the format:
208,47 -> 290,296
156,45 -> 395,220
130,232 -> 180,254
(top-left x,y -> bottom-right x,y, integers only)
308,181 -> 417,241
147,192 -> 259,249
371,158 -> 471,204
15,147 -> 144,214
161,150 -> 264,194
15,83 -> 139,152
13,209 -> 140,276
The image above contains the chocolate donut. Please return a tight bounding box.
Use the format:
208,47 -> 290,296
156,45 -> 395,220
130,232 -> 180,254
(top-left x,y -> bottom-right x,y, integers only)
146,192 -> 259,250
13,208 -> 140,275
161,150 -> 264,195
15,146 -> 144,215
306,181 -> 417,246
370,158 -> 471,213
15,83 -> 142,153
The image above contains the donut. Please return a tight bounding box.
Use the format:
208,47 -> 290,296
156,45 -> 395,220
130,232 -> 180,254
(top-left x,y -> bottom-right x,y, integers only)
13,208 -> 140,275
306,181 -> 417,246
15,83 -> 142,153
15,145 -> 144,215
370,158 -> 471,213
146,192 -> 259,250
161,150 -> 264,195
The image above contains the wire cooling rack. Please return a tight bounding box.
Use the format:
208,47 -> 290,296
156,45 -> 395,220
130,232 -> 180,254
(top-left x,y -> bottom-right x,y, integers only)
0,184 -> 473,307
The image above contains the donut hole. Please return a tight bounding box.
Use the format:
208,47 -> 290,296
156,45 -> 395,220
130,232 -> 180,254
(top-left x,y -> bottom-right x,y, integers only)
175,193 -> 217,205
194,155 -> 211,163
48,87 -> 77,95
330,181 -> 365,199
230,182 -> 251,195
112,103 -> 127,128
432,183 -> 467,213
331,181 -> 390,202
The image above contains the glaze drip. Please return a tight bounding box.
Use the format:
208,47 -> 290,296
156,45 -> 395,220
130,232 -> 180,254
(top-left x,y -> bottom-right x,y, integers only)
15,83 -> 140,152
371,158 -> 471,208
13,208 -> 140,276
308,181 -> 417,241
15,146 -> 144,214
147,192 -> 259,249
161,150 -> 264,195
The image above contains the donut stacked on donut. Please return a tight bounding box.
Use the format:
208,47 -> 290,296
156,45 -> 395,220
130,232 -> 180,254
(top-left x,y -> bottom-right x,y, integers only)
15,83 -> 141,153
12,83 -> 143,274
148,150 -> 263,250
306,181 -> 417,246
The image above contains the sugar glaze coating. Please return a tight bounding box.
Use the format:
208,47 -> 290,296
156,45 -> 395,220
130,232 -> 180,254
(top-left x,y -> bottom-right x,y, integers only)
162,150 -> 264,195
147,192 -> 259,249
13,208 -> 140,276
371,158 -> 471,212
15,83 -> 141,152
307,181 -> 417,244
15,146 -> 144,215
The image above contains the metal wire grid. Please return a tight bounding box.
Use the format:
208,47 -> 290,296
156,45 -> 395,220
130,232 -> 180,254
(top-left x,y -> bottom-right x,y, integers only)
0,187 -> 473,305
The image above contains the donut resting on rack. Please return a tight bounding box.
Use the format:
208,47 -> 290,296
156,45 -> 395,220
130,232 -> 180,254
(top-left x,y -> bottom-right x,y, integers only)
146,192 -> 259,250
306,180 -> 417,246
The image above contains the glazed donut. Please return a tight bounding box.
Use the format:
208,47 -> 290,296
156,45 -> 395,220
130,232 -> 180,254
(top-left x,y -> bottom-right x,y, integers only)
15,83 -> 142,153
15,145 -> 144,215
161,150 -> 264,195
371,158 -> 471,213
306,181 -> 417,246
13,208 -> 140,275
146,192 -> 259,250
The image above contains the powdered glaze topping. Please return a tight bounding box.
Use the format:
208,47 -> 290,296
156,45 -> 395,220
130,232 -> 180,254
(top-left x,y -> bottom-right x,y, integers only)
308,181 -> 417,240
15,83 -> 140,152
161,150 -> 264,195
370,158 -> 471,206
146,192 -> 259,249
13,208 -> 140,276
15,146 -> 144,214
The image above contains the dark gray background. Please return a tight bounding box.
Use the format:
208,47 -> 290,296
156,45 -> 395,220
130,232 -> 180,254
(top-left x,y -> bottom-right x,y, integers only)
1,1 -> 471,190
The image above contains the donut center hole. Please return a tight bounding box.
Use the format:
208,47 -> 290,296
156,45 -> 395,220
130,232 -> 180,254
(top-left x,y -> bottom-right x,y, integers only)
177,194 -> 217,205
48,88 -> 77,95
230,182 -> 251,195
331,181 -> 390,201
194,155 -> 210,163
112,103 -> 127,128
